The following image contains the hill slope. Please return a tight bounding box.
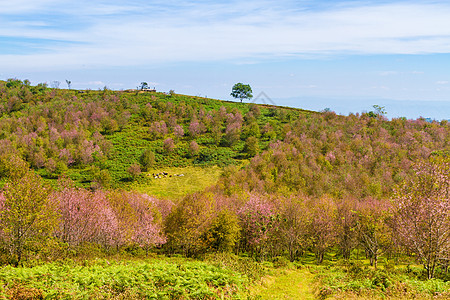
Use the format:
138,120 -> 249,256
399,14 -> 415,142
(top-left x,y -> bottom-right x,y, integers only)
0,78 -> 448,200
0,79 -> 313,192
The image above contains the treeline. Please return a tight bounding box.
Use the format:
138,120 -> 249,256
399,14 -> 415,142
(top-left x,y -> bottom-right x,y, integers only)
0,155 -> 448,280
0,155 -> 167,266
220,111 -> 449,199
165,156 -> 449,280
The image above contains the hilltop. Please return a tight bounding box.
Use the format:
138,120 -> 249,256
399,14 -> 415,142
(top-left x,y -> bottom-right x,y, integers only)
0,78 -> 316,195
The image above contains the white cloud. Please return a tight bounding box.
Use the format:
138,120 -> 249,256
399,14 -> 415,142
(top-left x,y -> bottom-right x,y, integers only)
0,0 -> 60,14
2,1 -> 450,70
379,71 -> 399,76
300,84 -> 318,89
379,70 -> 425,76
436,81 -> 449,85
87,81 -> 105,85
371,85 -> 391,90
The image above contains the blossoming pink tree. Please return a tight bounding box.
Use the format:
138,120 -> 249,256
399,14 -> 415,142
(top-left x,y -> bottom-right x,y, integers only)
238,194 -> 276,260
307,196 -> 337,263
51,179 -> 118,248
128,193 -> 166,255
392,157 -> 449,279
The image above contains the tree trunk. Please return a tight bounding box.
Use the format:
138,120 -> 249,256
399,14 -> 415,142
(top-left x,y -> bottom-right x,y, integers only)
341,247 -> 351,260
316,250 -> 324,264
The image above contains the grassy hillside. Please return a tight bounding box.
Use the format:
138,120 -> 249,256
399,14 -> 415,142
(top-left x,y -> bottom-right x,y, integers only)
0,78 -> 448,200
0,79 -> 313,196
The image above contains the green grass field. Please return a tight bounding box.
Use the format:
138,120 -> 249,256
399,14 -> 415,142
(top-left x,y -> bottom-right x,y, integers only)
131,166 -> 223,200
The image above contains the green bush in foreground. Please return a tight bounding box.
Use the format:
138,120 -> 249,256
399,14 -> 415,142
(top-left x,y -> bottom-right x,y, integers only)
312,261 -> 450,299
0,258 -> 249,299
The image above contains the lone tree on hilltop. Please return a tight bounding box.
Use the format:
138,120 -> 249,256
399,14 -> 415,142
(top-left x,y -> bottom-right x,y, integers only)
140,82 -> 149,90
231,83 -> 252,103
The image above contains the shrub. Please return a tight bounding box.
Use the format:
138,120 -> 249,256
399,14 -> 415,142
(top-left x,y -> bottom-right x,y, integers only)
243,136 -> 259,157
203,210 -> 240,253
163,138 -> 175,153
188,140 -> 200,157
0,171 -> 57,266
164,193 -> 216,256
92,169 -> 112,189
127,163 -> 141,180
139,149 -> 155,171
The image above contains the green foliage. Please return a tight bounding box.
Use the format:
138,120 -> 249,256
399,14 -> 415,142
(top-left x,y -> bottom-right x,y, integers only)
243,136 -> 260,157
0,170 -> 58,266
203,210 -> 241,252
139,82 -> 149,90
230,83 -> 253,103
271,256 -> 291,268
0,154 -> 29,180
194,147 -> 236,166
164,193 -> 216,256
373,105 -> 387,116
313,261 -> 450,299
203,252 -> 268,281
242,121 -> 261,139
92,168 -> 112,189
0,258 -> 249,299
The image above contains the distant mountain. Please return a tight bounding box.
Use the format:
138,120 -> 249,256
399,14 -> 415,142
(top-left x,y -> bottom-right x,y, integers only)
268,97 -> 450,121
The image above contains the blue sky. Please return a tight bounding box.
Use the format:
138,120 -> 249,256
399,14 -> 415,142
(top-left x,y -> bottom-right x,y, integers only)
1,0 -> 450,119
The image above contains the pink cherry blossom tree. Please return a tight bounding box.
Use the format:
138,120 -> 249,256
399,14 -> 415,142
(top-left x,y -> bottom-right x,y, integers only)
50,179 -> 118,248
276,195 -> 309,261
392,157 -> 449,279
238,194 -> 276,260
173,124 -> 184,139
127,193 -> 166,254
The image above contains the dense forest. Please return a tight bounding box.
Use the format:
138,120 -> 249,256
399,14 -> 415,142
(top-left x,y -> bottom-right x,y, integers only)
0,78 -> 448,299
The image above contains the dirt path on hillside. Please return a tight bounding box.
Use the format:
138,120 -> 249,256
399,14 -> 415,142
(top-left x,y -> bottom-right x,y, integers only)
249,268 -> 315,299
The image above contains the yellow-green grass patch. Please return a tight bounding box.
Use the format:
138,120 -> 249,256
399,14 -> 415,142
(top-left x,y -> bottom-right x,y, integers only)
249,268 -> 315,300
131,166 -> 222,200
